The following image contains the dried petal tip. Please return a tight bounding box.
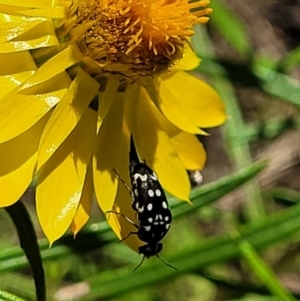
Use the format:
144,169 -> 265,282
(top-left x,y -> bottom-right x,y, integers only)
74,0 -> 212,76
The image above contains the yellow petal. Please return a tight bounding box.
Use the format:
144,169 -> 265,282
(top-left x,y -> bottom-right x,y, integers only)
93,93 -> 130,213
0,112 -> 49,207
0,34 -> 58,53
38,69 -> 99,168
94,89 -> 142,252
20,45 -> 82,91
93,92 -> 136,249
0,87 -> 68,143
146,100 -> 206,170
0,13 -> 50,43
125,85 -> 191,202
36,109 -> 97,244
0,71 -> 35,98
176,44 -> 201,71
0,50 -> 36,75
70,164 -> 94,236
161,70 -> 226,128
106,183 -> 142,253
0,51 -> 36,98
0,0 -> 56,8
96,76 -> 119,132
0,13 -> 58,52
156,77 -> 206,134
171,132 -> 207,170
14,7 -> 65,18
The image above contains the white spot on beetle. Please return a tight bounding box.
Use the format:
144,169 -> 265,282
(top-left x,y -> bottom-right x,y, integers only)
134,189 -> 138,196
147,203 -> 153,211
140,174 -> 148,181
143,225 -> 151,231
166,224 -> 170,230
155,189 -> 161,197
151,173 -> 158,181
135,202 -> 139,210
148,189 -> 154,197
148,217 -> 153,223
162,201 -> 168,209
133,173 -> 148,182
133,174 -> 140,181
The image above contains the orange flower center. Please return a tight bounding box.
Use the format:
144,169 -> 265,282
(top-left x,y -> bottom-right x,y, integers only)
75,0 -> 212,77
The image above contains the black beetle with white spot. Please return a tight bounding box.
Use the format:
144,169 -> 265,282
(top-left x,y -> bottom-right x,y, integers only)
108,161 -> 176,271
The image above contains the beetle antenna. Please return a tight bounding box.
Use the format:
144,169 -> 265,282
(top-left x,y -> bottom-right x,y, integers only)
133,256 -> 146,272
156,255 -> 177,271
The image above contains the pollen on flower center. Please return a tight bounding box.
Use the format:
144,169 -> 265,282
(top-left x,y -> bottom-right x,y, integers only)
74,0 -> 212,77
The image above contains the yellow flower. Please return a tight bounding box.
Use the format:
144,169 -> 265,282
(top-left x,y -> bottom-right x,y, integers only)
0,0 -> 225,250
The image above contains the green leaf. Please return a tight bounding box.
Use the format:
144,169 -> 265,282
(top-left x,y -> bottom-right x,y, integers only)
233,233 -> 297,301
0,290 -> 26,301
227,295 -> 282,301
0,273 -> 36,300
212,75 -> 265,220
252,61 -> 300,107
209,0 -> 251,56
265,187 -> 300,205
171,160 -> 267,218
0,161 -> 266,273
193,26 -> 265,220
83,200 -> 300,300
278,46 -> 300,71
5,202 -> 46,301
194,23 -> 300,109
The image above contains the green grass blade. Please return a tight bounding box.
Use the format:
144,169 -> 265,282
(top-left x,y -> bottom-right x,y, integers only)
278,46 -> 300,71
0,161 -> 266,273
0,274 -> 36,301
212,75 -> 265,220
193,48 -> 300,109
194,25 -> 265,220
234,234 -> 297,301
171,160 -> 267,218
265,187 -> 300,205
0,290 -> 25,301
252,61 -> 300,107
227,296 -> 282,301
83,201 -> 300,300
209,0 -> 251,56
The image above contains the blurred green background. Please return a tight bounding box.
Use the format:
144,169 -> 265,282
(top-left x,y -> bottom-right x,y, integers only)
1,0 -> 300,300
